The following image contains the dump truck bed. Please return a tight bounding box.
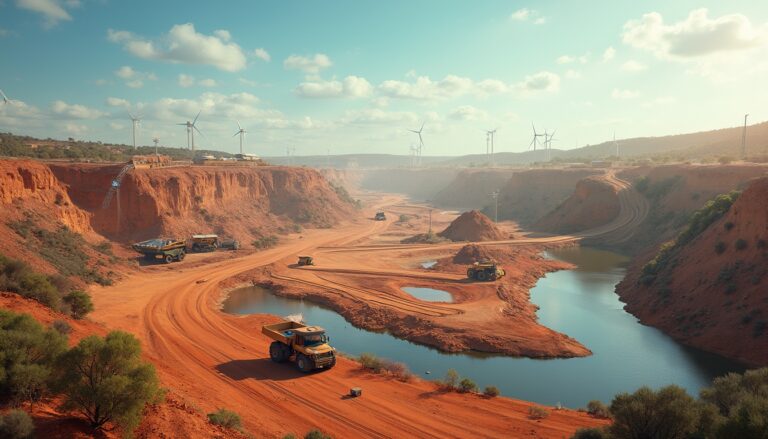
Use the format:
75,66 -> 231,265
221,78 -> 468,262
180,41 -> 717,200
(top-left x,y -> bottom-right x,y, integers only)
131,238 -> 186,255
262,321 -> 307,345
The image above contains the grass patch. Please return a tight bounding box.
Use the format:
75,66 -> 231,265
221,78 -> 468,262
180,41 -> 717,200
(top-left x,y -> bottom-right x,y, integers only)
252,235 -> 279,250
207,408 -> 242,430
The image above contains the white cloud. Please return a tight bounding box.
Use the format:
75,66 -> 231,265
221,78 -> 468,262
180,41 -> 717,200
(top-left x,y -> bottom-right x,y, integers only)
602,46 -> 616,62
534,17 -> 547,25
114,66 -> 156,88
64,123 -> 88,136
283,54 -> 332,74
341,108 -> 418,125
198,78 -> 217,87
106,97 -> 130,108
252,48 -> 271,62
178,74 -> 194,87
51,100 -> 107,119
108,23 -> 247,72
238,78 -> 258,87
126,80 -> 143,89
509,8 -> 546,24
109,122 -> 125,130
115,66 -> 135,79
622,9 -> 768,59
16,0 -> 73,27
621,60 -> 647,72
565,69 -> 581,79
378,71 -> 559,100
611,88 -> 640,99
516,71 -> 560,93
448,105 -> 487,121
556,55 -> 574,64
294,76 -> 372,99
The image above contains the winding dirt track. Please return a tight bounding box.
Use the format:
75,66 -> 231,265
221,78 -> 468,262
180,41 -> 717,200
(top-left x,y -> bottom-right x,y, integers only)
90,172 -> 644,438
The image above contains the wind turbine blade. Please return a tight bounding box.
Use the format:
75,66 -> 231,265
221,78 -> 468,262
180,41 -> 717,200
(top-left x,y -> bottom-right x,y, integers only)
193,110 -> 201,125
176,123 -> 187,126
194,126 -> 204,137
418,133 -> 424,146
233,131 -> 240,137
419,121 -> 425,132
237,120 -> 242,131
0,89 -> 8,103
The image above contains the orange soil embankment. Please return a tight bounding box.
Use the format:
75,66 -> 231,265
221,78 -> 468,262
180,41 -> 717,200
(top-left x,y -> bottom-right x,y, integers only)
535,176 -> 621,234
438,210 -> 508,242
49,163 -> 356,243
497,169 -> 603,225
617,176 -> 768,366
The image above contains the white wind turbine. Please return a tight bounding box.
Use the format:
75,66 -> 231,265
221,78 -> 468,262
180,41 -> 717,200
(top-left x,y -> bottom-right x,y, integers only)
0,89 -> 9,104
129,113 -> 141,149
529,123 -> 545,152
408,122 -> 425,166
487,128 -> 497,166
177,111 -> 202,152
545,129 -> 557,161
233,121 -> 247,155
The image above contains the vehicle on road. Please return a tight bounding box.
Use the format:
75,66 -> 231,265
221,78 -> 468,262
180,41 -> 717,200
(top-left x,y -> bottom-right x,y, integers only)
297,255 -> 314,266
374,211 -> 387,221
132,238 -> 186,264
262,320 -> 336,372
219,239 -> 240,250
191,234 -> 219,252
467,261 -> 505,281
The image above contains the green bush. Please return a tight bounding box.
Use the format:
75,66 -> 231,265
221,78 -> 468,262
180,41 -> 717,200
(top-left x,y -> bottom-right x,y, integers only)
570,427 -> 610,439
304,429 -> 332,439
609,386 -> 701,439
483,386 -> 500,397
358,353 -> 384,372
458,378 -> 477,393
0,310 -> 67,403
56,331 -> 161,433
528,406 -> 549,419
252,235 -> 279,250
207,408 -> 242,430
0,255 -> 61,310
51,319 -> 72,335
398,214 -> 411,223
0,409 -> 34,439
586,400 -> 610,418
441,369 -> 460,390
63,290 -> 93,319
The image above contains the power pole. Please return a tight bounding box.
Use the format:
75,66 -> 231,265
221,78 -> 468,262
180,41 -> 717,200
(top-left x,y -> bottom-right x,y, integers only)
490,190 -> 499,222
741,114 -> 749,159
428,208 -> 433,235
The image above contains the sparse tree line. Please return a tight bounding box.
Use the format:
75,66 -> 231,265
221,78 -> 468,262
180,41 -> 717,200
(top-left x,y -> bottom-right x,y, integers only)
0,309 -> 161,437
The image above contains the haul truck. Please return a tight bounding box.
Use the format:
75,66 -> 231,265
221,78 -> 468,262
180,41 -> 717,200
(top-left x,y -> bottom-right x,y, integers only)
262,321 -> 336,372
132,238 -> 186,263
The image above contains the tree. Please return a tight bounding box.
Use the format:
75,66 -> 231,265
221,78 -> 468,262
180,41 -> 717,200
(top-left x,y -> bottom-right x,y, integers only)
56,331 -> 160,433
608,385 -> 701,439
0,409 -> 34,439
442,369 -> 459,390
63,290 -> 94,319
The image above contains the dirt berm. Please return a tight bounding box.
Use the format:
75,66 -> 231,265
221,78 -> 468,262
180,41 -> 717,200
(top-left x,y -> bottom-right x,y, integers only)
438,210 -> 507,241
534,176 -> 621,234
617,176 -> 768,366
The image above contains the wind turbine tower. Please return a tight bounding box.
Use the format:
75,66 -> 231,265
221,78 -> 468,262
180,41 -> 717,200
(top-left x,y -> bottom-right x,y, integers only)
129,113 -> 141,149
741,114 -> 749,159
545,129 -> 556,162
177,111 -> 202,152
408,122 -> 425,166
529,123 -> 545,152
233,121 -> 247,155
613,131 -> 620,158
152,137 -> 159,155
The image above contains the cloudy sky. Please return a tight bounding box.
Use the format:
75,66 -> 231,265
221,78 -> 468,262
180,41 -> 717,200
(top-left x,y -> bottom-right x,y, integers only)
1,0 -> 767,156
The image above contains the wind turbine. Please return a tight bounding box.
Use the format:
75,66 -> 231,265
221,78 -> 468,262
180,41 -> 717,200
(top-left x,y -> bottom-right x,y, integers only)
152,137 -> 160,155
613,131 -> 620,158
529,123 -> 545,152
233,121 -> 246,155
129,113 -> 141,149
0,89 -> 8,104
177,111 -> 202,152
408,122 -> 425,166
487,129 -> 497,165
545,129 -> 557,161
485,131 -> 490,155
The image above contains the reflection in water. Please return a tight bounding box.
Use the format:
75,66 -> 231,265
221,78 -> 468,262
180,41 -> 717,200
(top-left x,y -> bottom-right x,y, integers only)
402,286 -> 453,302
224,247 -> 745,407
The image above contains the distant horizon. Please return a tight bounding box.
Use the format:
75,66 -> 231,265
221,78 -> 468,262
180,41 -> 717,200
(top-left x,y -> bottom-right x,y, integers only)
1,1 -> 766,156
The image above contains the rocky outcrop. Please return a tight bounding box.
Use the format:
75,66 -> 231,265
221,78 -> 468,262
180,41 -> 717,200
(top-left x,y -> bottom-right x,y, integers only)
438,210 -> 507,242
534,176 -> 620,234
432,169 -> 516,209
617,177 -> 768,366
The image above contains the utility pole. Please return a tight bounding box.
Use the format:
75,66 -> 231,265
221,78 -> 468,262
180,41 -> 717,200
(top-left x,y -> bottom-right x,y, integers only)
741,114 -> 749,159
428,208 -> 433,235
490,190 -> 499,222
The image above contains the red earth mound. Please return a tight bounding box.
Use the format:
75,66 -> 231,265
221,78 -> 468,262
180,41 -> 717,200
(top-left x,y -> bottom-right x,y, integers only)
452,243 -> 523,264
438,210 -> 507,242
617,176 -> 768,366
535,176 -> 621,234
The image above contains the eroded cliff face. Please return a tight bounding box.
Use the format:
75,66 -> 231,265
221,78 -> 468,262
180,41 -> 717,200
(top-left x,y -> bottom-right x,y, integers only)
497,169 -> 603,225
432,169 -> 516,209
617,176 -> 768,366
50,164 -> 356,242
534,176 -> 620,234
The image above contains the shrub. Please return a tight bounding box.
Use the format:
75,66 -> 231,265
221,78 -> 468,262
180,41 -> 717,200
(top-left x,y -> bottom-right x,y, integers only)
207,408 -> 242,430
458,378 -> 477,393
528,406 -> 549,419
51,319 -> 71,335
718,156 -> 733,164
0,255 -> 61,310
63,290 -> 93,319
304,429 -> 332,439
735,239 -> 748,251
398,214 -> 410,223
358,353 -> 384,372
56,331 -> 161,433
441,369 -> 459,390
252,235 -> 279,250
381,360 -> 413,382
0,409 -> 34,439
757,239 -> 767,249
483,386 -> 500,397
714,241 -> 727,254
571,427 -> 610,439
609,385 -> 701,439
586,400 -> 610,418
0,310 -> 67,403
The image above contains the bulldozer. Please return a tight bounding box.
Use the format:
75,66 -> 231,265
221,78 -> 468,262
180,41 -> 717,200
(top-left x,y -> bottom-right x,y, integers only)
467,261 -> 505,281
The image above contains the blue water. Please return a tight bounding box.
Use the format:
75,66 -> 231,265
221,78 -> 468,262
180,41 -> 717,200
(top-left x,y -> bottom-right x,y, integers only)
402,286 -> 453,302
222,247 -> 745,407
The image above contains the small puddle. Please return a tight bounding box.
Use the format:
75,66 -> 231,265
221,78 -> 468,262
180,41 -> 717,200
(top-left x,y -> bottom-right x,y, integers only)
420,260 -> 437,269
402,286 -> 453,303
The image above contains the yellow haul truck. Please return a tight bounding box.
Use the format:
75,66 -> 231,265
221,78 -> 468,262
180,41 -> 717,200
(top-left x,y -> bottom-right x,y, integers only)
262,321 -> 336,372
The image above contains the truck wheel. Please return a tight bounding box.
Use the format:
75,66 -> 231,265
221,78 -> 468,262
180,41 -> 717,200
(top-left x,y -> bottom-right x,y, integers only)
477,271 -> 488,281
164,254 -> 174,264
467,269 -> 474,279
296,354 -> 313,373
325,355 -> 336,370
269,342 -> 288,363
177,251 -> 185,261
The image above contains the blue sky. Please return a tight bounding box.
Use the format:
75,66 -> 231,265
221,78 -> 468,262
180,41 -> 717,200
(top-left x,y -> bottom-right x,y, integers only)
1,0 -> 767,156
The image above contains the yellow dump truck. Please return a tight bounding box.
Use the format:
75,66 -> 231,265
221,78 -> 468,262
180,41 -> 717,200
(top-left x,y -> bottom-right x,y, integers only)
467,261 -> 505,281
262,320 -> 336,372
132,238 -> 186,264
